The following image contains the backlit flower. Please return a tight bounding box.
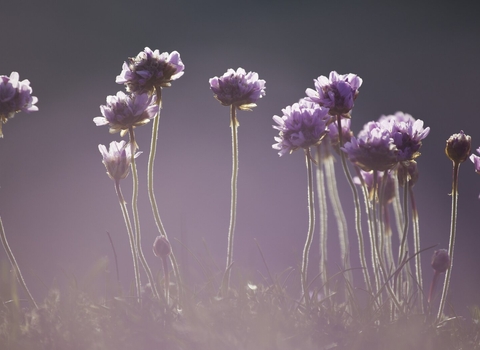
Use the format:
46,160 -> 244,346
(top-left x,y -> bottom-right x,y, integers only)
379,112 -> 430,163
342,121 -> 398,171
209,68 -> 266,110
153,236 -> 172,258
445,130 -> 471,164
116,48 -> 184,94
469,147 -> 480,174
272,99 -> 330,156
0,72 -> 38,138
93,91 -> 159,136
305,71 -> 362,116
98,140 -> 141,183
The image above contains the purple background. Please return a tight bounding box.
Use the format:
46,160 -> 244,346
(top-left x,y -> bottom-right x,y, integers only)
1,1 -> 480,313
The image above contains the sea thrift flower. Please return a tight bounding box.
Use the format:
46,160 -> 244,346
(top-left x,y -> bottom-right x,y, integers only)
379,112 -> 430,163
116,48 -> 184,94
431,249 -> 450,274
342,121 -> 398,171
445,130 -> 471,164
93,91 -> 159,136
354,170 -> 395,205
0,72 -> 38,138
325,117 -> 353,150
209,68 -> 266,110
305,71 -> 362,116
98,140 -> 141,183
272,99 -> 330,156
469,147 -> 480,174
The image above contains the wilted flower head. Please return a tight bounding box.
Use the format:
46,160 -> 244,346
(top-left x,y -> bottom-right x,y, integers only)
469,147 -> 480,174
0,72 -> 38,138
272,99 -> 330,156
153,236 -> 172,258
445,130 -> 471,164
93,91 -> 159,136
209,68 -> 266,110
397,160 -> 420,186
431,249 -> 450,274
305,71 -> 362,116
379,112 -> 430,163
342,121 -> 398,171
98,140 -> 141,183
116,48 -> 184,94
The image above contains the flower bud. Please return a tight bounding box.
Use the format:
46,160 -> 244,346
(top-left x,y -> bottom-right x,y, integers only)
153,236 -> 171,258
431,249 -> 450,274
445,130 -> 471,164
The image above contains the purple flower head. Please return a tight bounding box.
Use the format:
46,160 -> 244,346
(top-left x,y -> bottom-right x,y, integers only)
445,130 -> 471,164
93,91 -> 159,136
325,117 -> 353,150
209,68 -> 266,110
431,249 -> 450,274
354,170 -> 395,205
342,121 -> 398,172
272,99 -> 330,156
378,112 -> 430,163
469,147 -> 480,174
305,71 -> 362,116
153,236 -> 172,258
98,140 -> 141,183
0,72 -> 38,138
116,48 -> 184,94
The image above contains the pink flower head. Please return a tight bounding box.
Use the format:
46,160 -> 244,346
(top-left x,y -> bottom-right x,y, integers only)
272,99 -> 331,156
0,72 -> 38,138
431,249 -> 450,274
93,91 -> 159,136
305,71 -> 362,117
153,236 -> 172,258
342,121 -> 398,172
116,48 -> 184,94
98,140 -> 141,183
209,68 -> 266,110
469,147 -> 480,174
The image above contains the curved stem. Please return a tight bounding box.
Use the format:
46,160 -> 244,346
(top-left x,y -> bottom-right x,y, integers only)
114,181 -> 141,302
315,145 -> 328,295
128,129 -> 160,302
337,116 -> 372,292
147,88 -> 182,304
301,149 -> 315,309
223,105 -> 239,296
0,217 -> 37,308
437,161 -> 460,321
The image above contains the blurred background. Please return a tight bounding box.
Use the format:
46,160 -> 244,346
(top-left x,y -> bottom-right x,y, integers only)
1,0 -> 479,314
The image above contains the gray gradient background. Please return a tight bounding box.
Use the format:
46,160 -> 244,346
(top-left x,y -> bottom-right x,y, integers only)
1,0 -> 480,313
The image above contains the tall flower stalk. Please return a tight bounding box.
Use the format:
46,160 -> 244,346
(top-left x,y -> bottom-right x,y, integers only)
272,99 -> 330,306
0,71 -> 38,308
437,131 -> 471,320
210,67 -> 266,295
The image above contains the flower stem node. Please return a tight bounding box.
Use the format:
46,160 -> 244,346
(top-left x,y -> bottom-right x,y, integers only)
445,130 -> 471,164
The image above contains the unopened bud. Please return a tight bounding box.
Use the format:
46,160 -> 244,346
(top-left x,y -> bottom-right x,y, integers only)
431,249 -> 450,274
153,236 -> 171,258
445,130 -> 471,164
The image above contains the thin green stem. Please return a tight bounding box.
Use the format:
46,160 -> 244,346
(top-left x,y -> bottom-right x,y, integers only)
301,149 -> 315,309
223,105 -> 239,295
437,161 -> 460,321
147,88 -> 182,304
338,123 -> 372,295
114,181 -> 141,302
315,145 -> 328,296
0,217 -> 38,308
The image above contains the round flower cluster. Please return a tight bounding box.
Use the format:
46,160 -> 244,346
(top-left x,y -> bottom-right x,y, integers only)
342,112 -> 429,172
272,99 -> 331,156
0,72 -> 38,137
116,47 -> 185,94
209,68 -> 266,110
305,71 -> 362,117
94,91 -> 159,136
